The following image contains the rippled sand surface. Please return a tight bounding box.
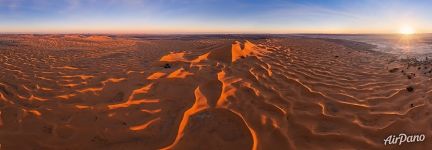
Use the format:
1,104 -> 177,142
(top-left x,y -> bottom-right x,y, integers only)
1,35 -> 432,149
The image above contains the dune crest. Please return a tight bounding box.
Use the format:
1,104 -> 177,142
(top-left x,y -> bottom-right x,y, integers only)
167,68 -> 194,79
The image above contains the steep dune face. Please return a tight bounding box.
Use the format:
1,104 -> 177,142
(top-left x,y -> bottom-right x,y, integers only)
231,40 -> 262,62
1,35 -> 432,149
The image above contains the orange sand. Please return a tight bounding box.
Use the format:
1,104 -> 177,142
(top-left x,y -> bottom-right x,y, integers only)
0,35 -> 431,150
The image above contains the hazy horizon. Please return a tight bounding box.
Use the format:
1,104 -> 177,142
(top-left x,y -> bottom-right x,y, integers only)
1,0 -> 432,34
7,32 -> 420,35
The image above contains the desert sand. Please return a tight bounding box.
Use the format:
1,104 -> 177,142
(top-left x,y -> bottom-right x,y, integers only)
1,34 -> 432,150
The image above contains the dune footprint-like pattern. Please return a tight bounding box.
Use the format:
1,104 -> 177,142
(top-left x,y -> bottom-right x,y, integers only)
1,35 -> 432,150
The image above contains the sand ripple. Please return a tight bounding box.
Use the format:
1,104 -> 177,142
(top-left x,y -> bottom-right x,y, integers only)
1,35 -> 431,149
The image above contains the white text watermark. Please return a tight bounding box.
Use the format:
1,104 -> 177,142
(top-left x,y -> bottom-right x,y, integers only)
384,133 -> 425,146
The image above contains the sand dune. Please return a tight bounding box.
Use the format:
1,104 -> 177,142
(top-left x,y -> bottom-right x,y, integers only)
1,35 -> 432,149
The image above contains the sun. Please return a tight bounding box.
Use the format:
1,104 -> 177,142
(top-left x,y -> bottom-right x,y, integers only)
399,26 -> 415,35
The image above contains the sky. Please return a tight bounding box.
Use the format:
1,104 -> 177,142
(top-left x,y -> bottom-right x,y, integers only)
0,0 -> 431,34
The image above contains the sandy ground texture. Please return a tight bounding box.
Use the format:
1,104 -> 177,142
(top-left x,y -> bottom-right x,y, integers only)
1,35 -> 432,150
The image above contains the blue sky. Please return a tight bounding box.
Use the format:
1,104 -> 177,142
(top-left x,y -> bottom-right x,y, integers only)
0,0 -> 431,33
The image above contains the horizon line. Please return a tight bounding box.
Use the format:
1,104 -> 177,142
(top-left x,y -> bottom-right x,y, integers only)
1,32 -> 431,35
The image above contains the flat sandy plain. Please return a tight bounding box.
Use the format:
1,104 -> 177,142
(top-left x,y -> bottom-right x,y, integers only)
1,34 -> 432,149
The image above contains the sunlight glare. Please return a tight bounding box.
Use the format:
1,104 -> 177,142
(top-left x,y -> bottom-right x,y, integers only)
399,26 -> 415,35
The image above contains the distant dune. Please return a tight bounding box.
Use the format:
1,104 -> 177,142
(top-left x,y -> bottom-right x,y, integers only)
0,35 -> 431,149
84,35 -> 113,41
